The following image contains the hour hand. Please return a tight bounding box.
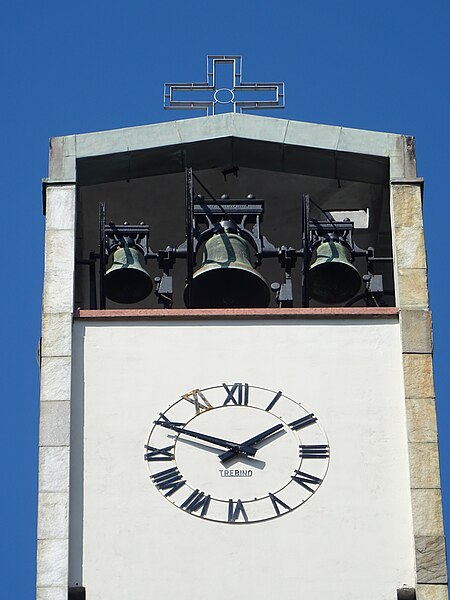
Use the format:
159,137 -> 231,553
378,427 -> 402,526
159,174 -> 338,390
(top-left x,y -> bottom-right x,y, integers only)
219,423 -> 284,463
155,418 -> 257,456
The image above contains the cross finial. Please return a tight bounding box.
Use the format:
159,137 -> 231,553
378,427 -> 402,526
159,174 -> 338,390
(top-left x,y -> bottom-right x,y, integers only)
164,55 -> 285,115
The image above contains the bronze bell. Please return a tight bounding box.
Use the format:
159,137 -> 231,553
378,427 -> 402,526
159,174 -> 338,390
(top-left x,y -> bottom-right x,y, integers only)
184,231 -> 270,308
308,240 -> 361,304
104,245 -> 153,304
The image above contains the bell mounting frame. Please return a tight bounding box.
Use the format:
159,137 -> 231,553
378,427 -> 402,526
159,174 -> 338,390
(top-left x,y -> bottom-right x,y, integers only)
76,172 -> 394,310
301,195 -> 393,307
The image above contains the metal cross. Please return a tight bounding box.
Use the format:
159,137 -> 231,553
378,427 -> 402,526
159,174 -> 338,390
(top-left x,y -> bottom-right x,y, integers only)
164,55 -> 285,115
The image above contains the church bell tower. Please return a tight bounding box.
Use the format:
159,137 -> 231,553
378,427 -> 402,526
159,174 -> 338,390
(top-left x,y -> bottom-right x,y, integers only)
37,57 -> 447,600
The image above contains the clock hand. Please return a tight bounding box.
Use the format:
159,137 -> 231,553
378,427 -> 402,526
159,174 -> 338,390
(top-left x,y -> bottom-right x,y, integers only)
155,420 -> 258,456
219,423 -> 285,463
176,437 -> 267,468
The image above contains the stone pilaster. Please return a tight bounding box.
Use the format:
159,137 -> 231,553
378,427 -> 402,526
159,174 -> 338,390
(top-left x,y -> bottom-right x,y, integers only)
37,184 -> 76,600
392,180 -> 448,600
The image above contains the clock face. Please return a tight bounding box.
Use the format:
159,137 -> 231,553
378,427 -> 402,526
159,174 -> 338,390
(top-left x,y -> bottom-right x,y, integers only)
144,383 -> 330,523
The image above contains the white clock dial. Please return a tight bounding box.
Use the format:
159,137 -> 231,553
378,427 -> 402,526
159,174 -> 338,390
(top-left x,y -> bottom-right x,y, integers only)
144,383 -> 330,523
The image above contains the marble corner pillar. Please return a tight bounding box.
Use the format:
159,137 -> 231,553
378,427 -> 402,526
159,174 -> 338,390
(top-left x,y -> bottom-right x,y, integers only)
37,183 -> 76,600
392,180 -> 448,600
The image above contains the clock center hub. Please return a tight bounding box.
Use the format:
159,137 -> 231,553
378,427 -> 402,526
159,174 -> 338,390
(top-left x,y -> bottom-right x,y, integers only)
174,406 -> 298,501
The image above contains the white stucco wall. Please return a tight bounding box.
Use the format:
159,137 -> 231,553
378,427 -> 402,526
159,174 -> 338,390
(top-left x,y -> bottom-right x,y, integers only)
71,318 -> 415,600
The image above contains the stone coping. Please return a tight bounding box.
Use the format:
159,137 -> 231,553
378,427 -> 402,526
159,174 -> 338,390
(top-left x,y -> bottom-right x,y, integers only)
45,113 -> 415,185
74,307 -> 399,320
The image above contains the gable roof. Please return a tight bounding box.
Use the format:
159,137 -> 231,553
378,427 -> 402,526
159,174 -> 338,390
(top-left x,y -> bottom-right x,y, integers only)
47,112 -> 416,183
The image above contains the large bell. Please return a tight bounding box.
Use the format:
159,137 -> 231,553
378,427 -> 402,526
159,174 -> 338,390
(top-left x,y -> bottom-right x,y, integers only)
104,246 -> 153,304
184,232 -> 271,308
308,241 -> 361,304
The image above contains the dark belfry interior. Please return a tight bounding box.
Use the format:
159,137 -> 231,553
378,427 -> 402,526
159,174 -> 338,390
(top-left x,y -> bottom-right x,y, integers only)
74,137 -> 394,309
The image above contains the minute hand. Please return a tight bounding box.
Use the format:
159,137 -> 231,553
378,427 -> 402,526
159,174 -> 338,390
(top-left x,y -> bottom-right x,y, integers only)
156,421 -> 257,456
219,423 -> 284,463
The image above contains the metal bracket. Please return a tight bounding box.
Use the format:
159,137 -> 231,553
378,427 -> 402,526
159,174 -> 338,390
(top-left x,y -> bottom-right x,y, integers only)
273,246 -> 299,307
103,223 -> 152,258
154,274 -> 173,309
154,248 -> 178,308
192,196 -> 266,256
302,194 -> 393,307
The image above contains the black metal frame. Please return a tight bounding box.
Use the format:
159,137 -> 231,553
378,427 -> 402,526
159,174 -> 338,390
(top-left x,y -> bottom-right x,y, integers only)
76,171 -> 393,310
98,204 -> 155,309
301,194 -> 393,307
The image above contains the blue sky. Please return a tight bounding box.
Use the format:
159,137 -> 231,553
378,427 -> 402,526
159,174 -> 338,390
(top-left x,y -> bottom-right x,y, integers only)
1,1 -> 449,595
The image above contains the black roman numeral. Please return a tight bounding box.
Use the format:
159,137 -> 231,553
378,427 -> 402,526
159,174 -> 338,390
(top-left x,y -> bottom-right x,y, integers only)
180,489 -> 211,517
223,383 -> 249,406
154,413 -> 186,427
265,391 -> 282,411
291,470 -> 323,493
228,499 -> 248,522
269,493 -> 291,516
299,445 -> 330,459
144,445 -> 175,462
181,389 -> 213,414
288,413 -> 317,431
151,467 -> 185,497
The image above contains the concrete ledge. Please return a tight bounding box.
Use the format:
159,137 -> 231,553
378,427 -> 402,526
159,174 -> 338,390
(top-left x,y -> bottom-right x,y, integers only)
404,136 -> 418,178
225,112 -> 289,144
54,113 -> 407,162
337,126 -> 391,156
48,135 -> 76,182
416,536 -> 448,584
284,120 -> 341,150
